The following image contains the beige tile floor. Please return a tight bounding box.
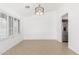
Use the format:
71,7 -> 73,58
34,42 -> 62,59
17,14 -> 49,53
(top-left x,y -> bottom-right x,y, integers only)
3,40 -> 77,55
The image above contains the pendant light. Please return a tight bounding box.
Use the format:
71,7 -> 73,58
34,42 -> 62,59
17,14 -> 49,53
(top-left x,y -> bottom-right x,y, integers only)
35,4 -> 44,16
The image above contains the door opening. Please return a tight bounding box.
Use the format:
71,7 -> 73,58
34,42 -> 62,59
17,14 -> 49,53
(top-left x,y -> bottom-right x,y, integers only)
62,13 -> 68,43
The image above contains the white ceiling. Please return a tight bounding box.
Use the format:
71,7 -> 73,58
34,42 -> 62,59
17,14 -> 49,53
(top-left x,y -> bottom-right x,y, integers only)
0,3 -> 64,18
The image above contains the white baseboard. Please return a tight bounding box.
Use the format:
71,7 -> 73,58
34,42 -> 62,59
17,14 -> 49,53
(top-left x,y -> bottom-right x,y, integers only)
23,39 -> 57,40
68,45 -> 79,55
0,39 -> 22,55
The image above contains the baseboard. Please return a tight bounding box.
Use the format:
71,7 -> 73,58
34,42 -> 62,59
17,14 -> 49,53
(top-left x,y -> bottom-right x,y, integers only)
0,39 -> 22,55
23,39 -> 57,40
68,45 -> 79,55
57,40 -> 62,43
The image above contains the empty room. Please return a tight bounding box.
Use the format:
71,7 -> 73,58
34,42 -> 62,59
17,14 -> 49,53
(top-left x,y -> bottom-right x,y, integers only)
0,3 -> 79,55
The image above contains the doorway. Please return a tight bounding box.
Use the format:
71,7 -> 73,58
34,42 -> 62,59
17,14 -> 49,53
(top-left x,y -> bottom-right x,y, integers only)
62,13 -> 68,43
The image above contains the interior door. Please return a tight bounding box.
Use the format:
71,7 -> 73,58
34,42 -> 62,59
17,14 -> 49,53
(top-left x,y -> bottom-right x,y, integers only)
62,20 -> 68,42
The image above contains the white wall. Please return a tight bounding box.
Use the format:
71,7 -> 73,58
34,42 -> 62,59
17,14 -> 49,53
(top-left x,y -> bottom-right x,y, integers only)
0,6 -> 23,54
22,11 -> 57,40
0,35 -> 22,54
68,4 -> 79,54
56,4 -> 79,54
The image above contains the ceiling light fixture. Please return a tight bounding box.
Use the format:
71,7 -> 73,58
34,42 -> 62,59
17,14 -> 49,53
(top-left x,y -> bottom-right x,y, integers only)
35,4 -> 44,16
